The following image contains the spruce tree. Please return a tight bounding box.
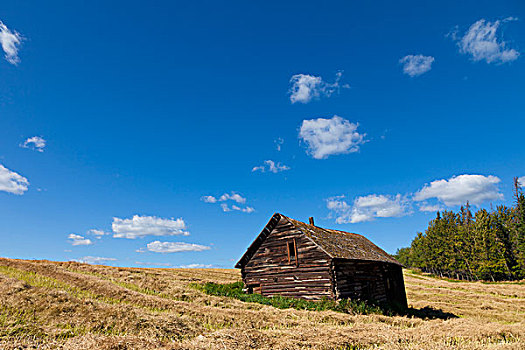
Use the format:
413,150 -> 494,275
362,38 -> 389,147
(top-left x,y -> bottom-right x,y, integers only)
514,178 -> 525,278
397,182 -> 525,281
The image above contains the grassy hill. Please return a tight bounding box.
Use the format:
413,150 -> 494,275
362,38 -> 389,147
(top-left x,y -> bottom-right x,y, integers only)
0,258 -> 523,349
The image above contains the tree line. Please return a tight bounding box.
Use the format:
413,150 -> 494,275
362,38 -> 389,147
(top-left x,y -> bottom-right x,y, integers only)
395,178 -> 525,281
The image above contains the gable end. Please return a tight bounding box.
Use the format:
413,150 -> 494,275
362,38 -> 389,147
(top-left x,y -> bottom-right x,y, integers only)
235,213 -> 282,268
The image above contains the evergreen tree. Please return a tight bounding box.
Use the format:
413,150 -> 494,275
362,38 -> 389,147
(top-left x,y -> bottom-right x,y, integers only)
396,179 -> 525,281
514,178 -> 525,278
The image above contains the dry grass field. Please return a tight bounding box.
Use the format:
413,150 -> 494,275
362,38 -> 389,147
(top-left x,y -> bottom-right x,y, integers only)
0,257 -> 523,349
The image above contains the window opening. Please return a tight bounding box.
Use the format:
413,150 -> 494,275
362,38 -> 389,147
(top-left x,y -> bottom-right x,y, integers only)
287,239 -> 298,266
288,241 -> 295,259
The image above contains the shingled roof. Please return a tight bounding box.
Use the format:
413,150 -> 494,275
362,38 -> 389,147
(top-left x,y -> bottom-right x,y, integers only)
235,213 -> 401,268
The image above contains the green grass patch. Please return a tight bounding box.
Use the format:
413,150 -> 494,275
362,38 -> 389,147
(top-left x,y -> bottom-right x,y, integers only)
0,305 -> 47,339
191,281 -> 383,315
0,265 -> 122,305
0,265 -> 183,315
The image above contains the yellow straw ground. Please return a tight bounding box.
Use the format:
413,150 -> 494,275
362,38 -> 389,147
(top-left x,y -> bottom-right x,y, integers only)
0,258 -> 523,349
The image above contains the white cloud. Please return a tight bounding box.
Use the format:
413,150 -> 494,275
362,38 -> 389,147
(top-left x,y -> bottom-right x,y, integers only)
112,215 -> 189,239
21,136 -> 46,152
299,115 -> 366,159
84,229 -> 110,240
0,164 -> 29,195
135,261 -> 172,267
289,74 -> 322,103
219,192 -> 246,204
238,205 -> 255,213
289,71 -> 347,104
220,203 -> 254,213
252,160 -> 290,173
220,203 -> 231,212
88,229 -> 109,236
146,241 -> 211,253
202,192 -> 246,204
417,203 -> 444,213
399,55 -> 435,77
328,175 -> 507,219
518,177 -> 525,187
414,174 -> 503,206
0,20 -> 22,65
274,138 -> 284,151
178,263 -> 214,268
73,256 -> 116,265
68,234 -> 93,246
202,193 -> 249,204
327,194 -> 410,224
201,195 -> 217,203
456,18 -> 519,64
204,191 -> 254,213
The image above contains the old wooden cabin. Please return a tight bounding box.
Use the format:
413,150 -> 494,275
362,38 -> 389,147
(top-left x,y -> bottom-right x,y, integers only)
235,213 -> 407,308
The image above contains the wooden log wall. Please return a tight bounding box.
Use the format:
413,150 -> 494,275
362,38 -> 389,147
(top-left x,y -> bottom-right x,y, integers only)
242,217 -> 333,300
332,259 -> 407,308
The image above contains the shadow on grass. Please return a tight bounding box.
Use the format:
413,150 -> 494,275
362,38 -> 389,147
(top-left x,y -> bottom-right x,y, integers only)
377,300 -> 458,320
398,306 -> 458,320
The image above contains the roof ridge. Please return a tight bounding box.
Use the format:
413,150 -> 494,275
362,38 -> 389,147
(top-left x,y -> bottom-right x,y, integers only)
236,213 -> 402,268
284,215 -> 401,266
284,215 -> 363,237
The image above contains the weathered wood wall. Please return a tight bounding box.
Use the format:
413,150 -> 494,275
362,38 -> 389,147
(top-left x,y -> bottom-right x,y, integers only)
240,216 -> 407,307
332,259 -> 407,308
241,217 -> 333,300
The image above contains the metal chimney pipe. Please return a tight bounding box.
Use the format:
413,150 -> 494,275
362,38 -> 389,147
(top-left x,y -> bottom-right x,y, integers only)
309,217 -> 314,226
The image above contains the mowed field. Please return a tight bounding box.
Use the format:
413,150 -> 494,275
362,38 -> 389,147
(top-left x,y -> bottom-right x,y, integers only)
0,258 -> 523,349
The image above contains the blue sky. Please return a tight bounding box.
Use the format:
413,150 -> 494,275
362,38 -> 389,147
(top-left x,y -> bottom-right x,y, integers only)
0,0 -> 524,268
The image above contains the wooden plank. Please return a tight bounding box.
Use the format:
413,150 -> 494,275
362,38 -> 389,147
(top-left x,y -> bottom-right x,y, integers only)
294,237 -> 298,267
241,221 -> 335,300
286,239 -> 291,263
